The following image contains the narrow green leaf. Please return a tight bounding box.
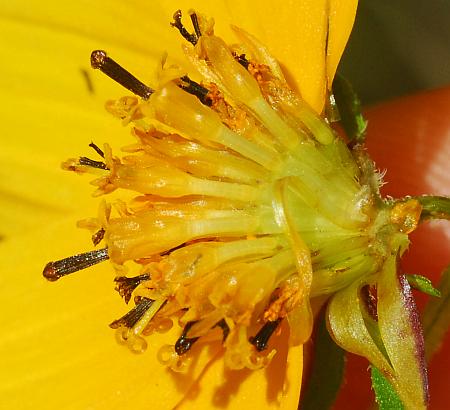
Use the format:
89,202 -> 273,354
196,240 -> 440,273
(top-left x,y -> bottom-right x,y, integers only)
415,195 -> 450,221
301,312 -> 345,410
422,265 -> 450,360
371,366 -> 404,410
407,274 -> 441,298
332,74 -> 367,143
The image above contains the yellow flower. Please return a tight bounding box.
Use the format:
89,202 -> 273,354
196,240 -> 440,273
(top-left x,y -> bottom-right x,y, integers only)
0,1 -> 357,408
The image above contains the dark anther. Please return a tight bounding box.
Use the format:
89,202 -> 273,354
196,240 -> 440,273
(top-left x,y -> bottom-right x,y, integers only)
179,75 -> 212,106
249,318 -> 282,351
43,247 -> 109,282
92,228 -> 105,246
89,142 -> 105,158
90,50 -> 153,100
114,274 -> 150,304
214,319 -> 230,342
189,12 -> 201,38
79,157 -> 109,170
233,52 -> 250,69
175,321 -> 199,355
109,297 -> 154,329
170,10 -> 198,45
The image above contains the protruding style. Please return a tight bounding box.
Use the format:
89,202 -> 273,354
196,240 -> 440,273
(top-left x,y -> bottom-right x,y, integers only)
90,50 -> 153,100
43,247 -> 109,282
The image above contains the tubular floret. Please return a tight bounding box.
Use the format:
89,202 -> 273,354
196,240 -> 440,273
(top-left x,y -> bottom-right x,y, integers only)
56,11 -> 408,374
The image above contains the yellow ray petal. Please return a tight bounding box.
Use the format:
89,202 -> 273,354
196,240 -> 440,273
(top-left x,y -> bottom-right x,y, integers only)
0,1 -> 189,240
0,2 -> 234,240
0,16 -> 133,239
0,216 -> 219,409
326,0 -> 359,89
222,0 -> 328,113
217,0 -> 358,112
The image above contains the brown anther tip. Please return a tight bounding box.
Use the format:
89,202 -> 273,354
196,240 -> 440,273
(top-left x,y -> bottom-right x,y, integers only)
91,50 -> 107,69
43,262 -> 60,282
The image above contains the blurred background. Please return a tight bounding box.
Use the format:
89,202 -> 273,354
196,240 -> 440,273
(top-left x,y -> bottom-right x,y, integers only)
339,0 -> 450,106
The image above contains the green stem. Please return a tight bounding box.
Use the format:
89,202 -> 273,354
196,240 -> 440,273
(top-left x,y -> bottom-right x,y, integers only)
415,195 -> 450,221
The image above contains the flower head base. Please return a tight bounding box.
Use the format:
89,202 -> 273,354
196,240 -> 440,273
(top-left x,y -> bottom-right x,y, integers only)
46,10 -> 430,406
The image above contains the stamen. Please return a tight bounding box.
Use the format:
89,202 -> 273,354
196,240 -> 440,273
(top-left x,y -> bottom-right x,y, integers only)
170,10 -> 198,45
92,228 -> 105,246
89,142 -> 105,158
114,274 -> 150,304
175,321 -> 199,355
189,12 -> 201,38
78,156 -> 109,170
90,50 -> 153,100
43,247 -> 109,282
233,52 -> 250,69
179,75 -> 212,106
249,318 -> 282,351
109,297 -> 154,329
